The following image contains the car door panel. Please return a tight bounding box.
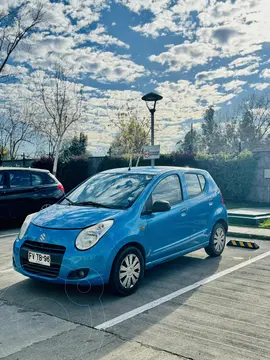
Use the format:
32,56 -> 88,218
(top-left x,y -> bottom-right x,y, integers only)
142,174 -> 195,262
0,171 -> 9,220
184,173 -> 214,246
7,170 -> 35,219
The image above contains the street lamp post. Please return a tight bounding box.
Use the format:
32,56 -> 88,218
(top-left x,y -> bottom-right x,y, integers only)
142,92 -> 163,167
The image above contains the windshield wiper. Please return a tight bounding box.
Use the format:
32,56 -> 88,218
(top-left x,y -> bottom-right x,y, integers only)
74,201 -> 113,209
60,196 -> 75,205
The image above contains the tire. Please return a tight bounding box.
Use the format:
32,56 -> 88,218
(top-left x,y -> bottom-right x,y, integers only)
110,246 -> 144,296
205,223 -> 226,257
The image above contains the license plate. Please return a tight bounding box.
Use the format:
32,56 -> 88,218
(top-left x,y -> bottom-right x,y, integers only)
28,251 -> 51,267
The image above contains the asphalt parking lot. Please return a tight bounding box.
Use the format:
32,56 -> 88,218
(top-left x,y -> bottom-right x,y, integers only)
1,230 -> 270,360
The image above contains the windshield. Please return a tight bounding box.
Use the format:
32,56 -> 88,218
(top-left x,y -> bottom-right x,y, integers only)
61,172 -> 154,209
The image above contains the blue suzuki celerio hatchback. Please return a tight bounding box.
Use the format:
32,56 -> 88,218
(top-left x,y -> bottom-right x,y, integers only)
13,167 -> 228,296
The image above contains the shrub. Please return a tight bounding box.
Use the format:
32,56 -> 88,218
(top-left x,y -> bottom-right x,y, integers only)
196,150 -> 256,201
259,219 -> 270,228
32,156 -> 54,172
58,155 -> 90,192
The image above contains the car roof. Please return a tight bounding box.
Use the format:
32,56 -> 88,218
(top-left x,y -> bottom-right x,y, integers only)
0,167 -> 49,173
103,166 -> 208,175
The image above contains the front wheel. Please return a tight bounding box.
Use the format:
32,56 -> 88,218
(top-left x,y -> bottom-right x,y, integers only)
110,246 -> 144,296
205,223 -> 226,257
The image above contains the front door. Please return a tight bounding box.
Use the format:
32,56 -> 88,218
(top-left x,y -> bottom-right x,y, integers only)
0,171 -> 9,220
142,174 -> 191,263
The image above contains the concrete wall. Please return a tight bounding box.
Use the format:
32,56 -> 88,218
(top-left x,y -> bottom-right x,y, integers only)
248,151 -> 270,203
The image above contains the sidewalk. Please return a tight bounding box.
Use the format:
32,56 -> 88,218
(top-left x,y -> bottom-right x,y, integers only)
228,225 -> 270,240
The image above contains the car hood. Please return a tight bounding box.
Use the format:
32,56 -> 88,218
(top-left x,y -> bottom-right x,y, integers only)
31,204 -> 123,230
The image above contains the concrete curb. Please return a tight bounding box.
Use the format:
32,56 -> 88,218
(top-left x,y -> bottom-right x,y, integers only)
228,231 -> 270,241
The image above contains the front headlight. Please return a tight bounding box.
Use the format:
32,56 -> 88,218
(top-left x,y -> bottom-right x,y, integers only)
75,220 -> 114,251
18,213 -> 36,240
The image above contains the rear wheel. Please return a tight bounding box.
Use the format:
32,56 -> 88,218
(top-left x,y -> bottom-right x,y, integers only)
205,223 -> 226,257
110,246 -> 144,296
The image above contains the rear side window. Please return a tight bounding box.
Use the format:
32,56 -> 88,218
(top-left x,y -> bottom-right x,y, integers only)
185,173 -> 203,197
31,173 -> 44,186
9,171 -> 31,188
44,173 -> 57,184
152,175 -> 182,206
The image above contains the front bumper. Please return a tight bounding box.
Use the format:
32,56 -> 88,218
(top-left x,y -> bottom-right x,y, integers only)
13,225 -> 116,286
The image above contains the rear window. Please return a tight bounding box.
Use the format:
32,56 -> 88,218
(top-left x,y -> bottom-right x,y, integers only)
9,171 -> 31,188
185,173 -> 202,197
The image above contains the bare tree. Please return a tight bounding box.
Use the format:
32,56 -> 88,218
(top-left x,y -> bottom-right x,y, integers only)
109,104 -> 150,167
36,64 -> 84,174
0,103 -> 35,159
0,1 -> 46,79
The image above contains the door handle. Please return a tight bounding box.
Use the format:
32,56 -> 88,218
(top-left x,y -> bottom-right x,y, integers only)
180,208 -> 188,217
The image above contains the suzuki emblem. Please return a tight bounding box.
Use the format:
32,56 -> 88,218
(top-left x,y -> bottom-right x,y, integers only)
39,233 -> 46,242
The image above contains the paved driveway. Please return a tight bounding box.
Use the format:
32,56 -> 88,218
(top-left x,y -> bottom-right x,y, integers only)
1,230 -> 270,359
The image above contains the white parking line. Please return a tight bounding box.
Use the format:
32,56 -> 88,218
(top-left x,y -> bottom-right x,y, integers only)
0,233 -> 18,238
95,250 -> 270,330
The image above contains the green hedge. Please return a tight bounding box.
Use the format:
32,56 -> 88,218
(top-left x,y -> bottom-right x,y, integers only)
195,150 -> 256,201
33,151 -> 257,201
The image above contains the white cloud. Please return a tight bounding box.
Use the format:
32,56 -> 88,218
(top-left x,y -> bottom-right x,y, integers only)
149,42 -> 218,71
250,83 -> 270,91
260,69 -> 270,78
222,80 -> 246,93
88,25 -> 129,48
228,56 -> 261,69
196,63 -> 259,84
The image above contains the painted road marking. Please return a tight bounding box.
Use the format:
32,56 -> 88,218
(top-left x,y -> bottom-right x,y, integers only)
0,233 -> 18,239
95,251 -> 270,330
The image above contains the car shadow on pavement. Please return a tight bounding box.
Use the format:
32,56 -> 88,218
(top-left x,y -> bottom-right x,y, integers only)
0,252 -> 222,359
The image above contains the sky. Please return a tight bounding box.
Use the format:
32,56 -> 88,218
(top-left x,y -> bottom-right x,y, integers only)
1,0 -> 270,156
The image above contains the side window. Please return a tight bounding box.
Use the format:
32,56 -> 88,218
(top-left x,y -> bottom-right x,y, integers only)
31,173 -> 44,186
185,173 -> 202,197
44,173 -> 57,185
9,171 -> 31,188
0,171 -> 4,189
198,175 -> 206,191
152,175 -> 182,206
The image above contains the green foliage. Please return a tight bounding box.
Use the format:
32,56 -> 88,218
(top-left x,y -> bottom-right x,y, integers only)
177,127 -> 201,153
57,155 -> 90,192
32,156 -> 54,172
259,219 -> 270,228
196,150 -> 255,200
110,106 -> 149,166
61,132 -> 88,161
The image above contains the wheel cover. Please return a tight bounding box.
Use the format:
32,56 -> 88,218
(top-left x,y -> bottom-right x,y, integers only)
214,227 -> 225,252
119,254 -> 141,289
41,204 -> 51,210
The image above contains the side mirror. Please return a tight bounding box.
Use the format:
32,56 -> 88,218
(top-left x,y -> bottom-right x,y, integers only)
152,200 -> 171,213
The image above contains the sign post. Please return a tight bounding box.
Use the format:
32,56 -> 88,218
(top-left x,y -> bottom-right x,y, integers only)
143,145 -> 160,165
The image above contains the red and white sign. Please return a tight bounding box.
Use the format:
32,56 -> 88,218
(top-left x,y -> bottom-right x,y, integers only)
143,145 -> 160,160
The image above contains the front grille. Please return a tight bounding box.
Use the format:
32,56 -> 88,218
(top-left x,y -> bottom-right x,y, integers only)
20,240 -> 66,278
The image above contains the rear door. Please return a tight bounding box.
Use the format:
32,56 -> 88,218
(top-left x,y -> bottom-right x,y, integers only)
183,172 -> 212,246
5,170 -> 35,219
30,171 -> 59,211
